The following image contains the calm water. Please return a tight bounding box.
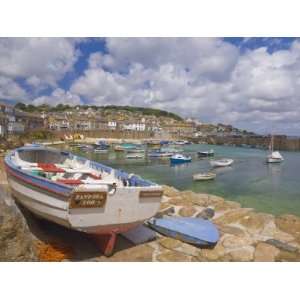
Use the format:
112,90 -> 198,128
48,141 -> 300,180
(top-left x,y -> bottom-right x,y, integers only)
69,144 -> 300,216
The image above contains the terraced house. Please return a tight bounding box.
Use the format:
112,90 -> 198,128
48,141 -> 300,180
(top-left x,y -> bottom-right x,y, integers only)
0,102 -> 44,135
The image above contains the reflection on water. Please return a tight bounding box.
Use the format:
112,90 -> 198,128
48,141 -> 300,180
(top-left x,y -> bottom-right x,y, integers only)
67,144 -> 300,216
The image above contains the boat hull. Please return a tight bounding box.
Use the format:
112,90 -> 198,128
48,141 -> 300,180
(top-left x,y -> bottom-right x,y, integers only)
193,173 -> 216,181
267,158 -> 283,163
4,147 -> 163,237
210,159 -> 233,167
170,158 -> 192,164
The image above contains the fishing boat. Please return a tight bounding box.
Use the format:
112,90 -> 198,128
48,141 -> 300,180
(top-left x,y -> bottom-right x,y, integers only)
94,147 -> 109,153
114,145 -> 126,152
148,149 -> 173,158
126,153 -> 144,159
174,140 -> 189,145
78,144 -> 93,151
147,217 -> 219,246
210,158 -> 234,167
193,172 -> 216,181
94,140 -> 110,149
4,146 -> 163,256
198,149 -> 214,157
126,148 -> 145,153
267,136 -> 284,163
170,154 -> 192,164
114,143 -> 138,152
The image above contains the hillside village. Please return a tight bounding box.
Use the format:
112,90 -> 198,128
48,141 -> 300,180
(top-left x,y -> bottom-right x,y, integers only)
0,101 -> 254,140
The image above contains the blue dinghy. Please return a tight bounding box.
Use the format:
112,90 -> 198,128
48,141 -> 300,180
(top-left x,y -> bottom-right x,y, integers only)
148,217 -> 219,246
169,154 -> 192,164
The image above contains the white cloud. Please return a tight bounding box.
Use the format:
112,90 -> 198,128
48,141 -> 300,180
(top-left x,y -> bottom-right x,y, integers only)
32,88 -> 82,106
0,76 -> 27,100
69,38 -> 300,135
0,38 -> 79,87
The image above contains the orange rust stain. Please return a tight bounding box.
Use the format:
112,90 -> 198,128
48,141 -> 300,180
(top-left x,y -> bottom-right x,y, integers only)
35,241 -> 74,262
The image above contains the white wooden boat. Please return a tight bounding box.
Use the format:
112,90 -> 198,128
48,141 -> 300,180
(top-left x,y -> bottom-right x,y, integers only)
266,136 -> 284,163
94,148 -> 109,153
148,150 -> 173,158
4,146 -> 163,256
210,158 -> 234,167
193,172 -> 216,181
198,149 -> 214,157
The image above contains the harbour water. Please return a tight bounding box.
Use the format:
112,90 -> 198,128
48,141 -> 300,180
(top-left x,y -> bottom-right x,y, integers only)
70,144 -> 300,216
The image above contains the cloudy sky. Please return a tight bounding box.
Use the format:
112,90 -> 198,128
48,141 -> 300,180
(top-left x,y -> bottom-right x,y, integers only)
0,37 -> 299,135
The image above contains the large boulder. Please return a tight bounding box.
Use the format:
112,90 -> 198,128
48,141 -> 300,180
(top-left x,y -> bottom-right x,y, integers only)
254,242 -> 280,262
155,206 -> 175,218
107,244 -> 154,262
198,243 -> 226,261
167,196 -> 193,206
227,246 -> 255,262
218,225 -> 248,238
159,237 -> 182,250
206,194 -> 225,206
0,196 -> 37,261
239,212 -> 274,235
265,239 -> 298,253
222,235 -> 253,249
214,201 -> 241,212
178,206 -> 197,217
214,208 -> 254,225
179,191 -> 207,206
276,250 -> 300,262
156,249 -> 191,262
162,185 -> 180,197
275,214 -> 300,241
196,208 -> 215,220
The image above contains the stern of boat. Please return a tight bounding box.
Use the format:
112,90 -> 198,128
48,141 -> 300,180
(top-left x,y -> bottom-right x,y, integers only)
67,185 -> 163,234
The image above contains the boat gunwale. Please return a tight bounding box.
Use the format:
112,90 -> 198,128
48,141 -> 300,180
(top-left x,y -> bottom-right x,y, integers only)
4,146 -> 158,197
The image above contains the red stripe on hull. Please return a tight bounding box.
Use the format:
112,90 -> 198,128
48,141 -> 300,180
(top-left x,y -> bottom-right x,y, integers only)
5,164 -> 70,198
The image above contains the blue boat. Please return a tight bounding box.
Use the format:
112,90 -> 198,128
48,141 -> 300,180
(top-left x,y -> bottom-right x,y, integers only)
95,140 -> 110,149
170,154 -> 192,164
148,217 -> 219,246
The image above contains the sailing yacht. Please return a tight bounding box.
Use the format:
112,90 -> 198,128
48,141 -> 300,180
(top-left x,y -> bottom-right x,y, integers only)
266,135 -> 284,163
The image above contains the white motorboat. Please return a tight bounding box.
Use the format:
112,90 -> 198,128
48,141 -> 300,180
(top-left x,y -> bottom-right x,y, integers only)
5,146 -> 163,256
266,136 -> 284,163
193,172 -> 216,181
126,153 -> 144,159
198,149 -> 214,157
210,158 -> 234,167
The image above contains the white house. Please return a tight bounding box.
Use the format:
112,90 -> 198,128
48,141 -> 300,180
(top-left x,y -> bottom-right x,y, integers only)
122,122 -> 146,131
108,121 -> 117,130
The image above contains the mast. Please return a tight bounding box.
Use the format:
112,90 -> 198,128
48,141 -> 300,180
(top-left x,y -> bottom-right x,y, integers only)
271,135 -> 274,152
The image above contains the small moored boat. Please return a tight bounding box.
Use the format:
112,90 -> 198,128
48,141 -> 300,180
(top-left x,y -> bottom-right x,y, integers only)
170,154 -> 192,164
267,151 -> 284,163
193,172 -> 216,181
266,136 -> 284,163
198,149 -> 214,157
126,153 -> 144,159
4,146 -> 163,256
210,158 -> 234,167
148,150 -> 173,158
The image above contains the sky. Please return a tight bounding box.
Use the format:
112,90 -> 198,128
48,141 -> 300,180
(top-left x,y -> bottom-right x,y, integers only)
0,37 -> 299,135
